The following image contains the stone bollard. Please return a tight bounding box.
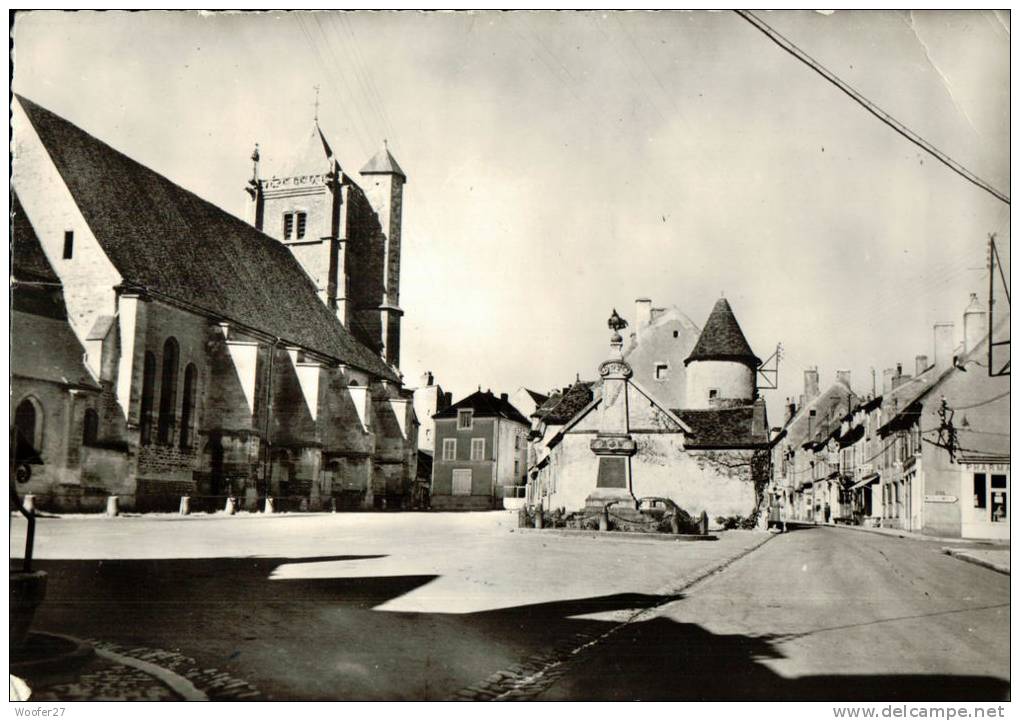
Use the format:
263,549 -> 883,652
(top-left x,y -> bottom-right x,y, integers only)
534,506 -> 544,529
599,507 -> 609,532
22,495 -> 35,514
179,496 -> 190,516
699,510 -> 709,536
106,496 -> 120,517
264,497 -> 275,514
225,496 -> 237,515
330,497 -> 337,514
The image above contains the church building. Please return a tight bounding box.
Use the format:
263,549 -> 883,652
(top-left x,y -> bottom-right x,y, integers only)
11,95 -> 418,512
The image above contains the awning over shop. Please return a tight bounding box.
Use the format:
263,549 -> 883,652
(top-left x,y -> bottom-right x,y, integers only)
848,473 -> 880,491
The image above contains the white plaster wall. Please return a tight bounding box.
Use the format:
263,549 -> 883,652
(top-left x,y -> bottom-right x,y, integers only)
686,361 -> 755,409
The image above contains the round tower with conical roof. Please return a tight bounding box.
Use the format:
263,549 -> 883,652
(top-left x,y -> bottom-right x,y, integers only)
683,297 -> 761,409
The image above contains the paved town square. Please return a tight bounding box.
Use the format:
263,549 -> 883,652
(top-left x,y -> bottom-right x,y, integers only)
10,512 -> 1009,701
9,9 -> 1010,707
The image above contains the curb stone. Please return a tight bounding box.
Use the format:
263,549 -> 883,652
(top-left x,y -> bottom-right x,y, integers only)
942,547 -> 1010,575
450,531 -> 776,701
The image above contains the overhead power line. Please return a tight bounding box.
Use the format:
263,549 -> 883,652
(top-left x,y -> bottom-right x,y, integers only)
734,10 -> 1010,206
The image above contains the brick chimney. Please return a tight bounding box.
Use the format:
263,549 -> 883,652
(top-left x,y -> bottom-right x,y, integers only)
635,298 -> 652,331
500,392 -> 509,402
963,293 -> 986,354
915,355 -> 928,377
933,322 -> 955,372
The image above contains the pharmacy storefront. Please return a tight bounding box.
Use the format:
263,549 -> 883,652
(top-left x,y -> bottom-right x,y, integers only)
960,458 -> 1010,541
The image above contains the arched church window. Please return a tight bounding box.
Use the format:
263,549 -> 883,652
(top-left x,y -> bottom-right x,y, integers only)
140,351 -> 157,445
157,338 -> 180,445
82,408 -> 99,446
14,397 -> 42,451
179,363 -> 198,449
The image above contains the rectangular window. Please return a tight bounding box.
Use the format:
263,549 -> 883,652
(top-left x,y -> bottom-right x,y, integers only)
62,230 -> 74,259
974,473 -> 987,509
457,410 -> 473,430
655,363 -> 669,381
708,388 -> 719,400
296,212 -> 307,239
442,438 -> 456,461
991,474 -> 1007,489
991,491 -> 1008,523
283,213 -> 294,240
452,469 -> 472,496
470,438 -> 485,461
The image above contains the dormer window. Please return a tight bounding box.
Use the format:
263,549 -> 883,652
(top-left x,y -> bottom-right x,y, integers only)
457,409 -> 473,430
283,211 -> 307,240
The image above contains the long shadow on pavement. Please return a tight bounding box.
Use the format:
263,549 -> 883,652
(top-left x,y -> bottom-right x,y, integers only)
20,555 -> 1010,701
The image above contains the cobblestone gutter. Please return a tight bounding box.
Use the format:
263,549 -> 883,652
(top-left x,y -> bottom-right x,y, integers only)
451,531 -> 776,701
29,641 -> 264,701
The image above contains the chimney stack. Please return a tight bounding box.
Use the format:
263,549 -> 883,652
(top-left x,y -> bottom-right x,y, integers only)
803,367 -> 820,401
635,298 -> 652,331
500,392 -> 508,402
836,369 -> 852,388
915,355 -> 928,377
882,367 -> 896,395
933,322 -> 955,371
786,398 -> 798,423
963,293 -> 986,354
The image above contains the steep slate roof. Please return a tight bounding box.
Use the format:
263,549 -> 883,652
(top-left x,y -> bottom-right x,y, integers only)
524,388 -> 550,406
17,95 -> 396,381
537,381 -> 596,425
12,191 -> 68,320
684,297 -> 761,367
274,124 -> 335,179
11,192 -> 59,284
434,390 -> 531,425
360,147 -> 406,180
11,310 -> 99,390
674,402 -> 769,449
783,380 -> 857,448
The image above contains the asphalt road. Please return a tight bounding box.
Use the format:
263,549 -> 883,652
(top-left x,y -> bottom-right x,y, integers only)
12,515 -> 1009,701
537,525 -> 1010,701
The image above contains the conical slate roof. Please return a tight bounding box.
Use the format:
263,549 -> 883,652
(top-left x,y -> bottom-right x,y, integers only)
360,146 -> 406,180
684,298 -> 761,368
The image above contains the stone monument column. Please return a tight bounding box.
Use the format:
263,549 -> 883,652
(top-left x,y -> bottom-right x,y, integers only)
586,310 -> 638,509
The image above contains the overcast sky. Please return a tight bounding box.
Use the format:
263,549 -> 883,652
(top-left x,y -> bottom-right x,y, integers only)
12,10 -> 1010,409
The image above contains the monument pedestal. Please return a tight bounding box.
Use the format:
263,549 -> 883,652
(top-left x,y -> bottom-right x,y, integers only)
585,434 -> 637,509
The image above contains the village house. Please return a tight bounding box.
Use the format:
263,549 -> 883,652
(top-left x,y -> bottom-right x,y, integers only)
874,296 -> 1009,540
769,368 -> 857,524
771,293 -> 1008,540
430,390 -> 531,510
528,298 -> 771,524
11,95 -> 418,512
